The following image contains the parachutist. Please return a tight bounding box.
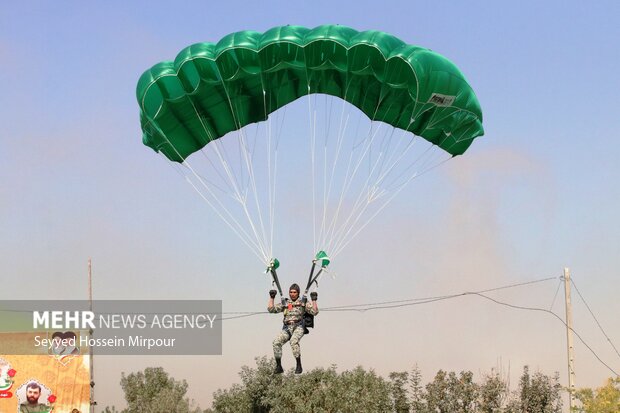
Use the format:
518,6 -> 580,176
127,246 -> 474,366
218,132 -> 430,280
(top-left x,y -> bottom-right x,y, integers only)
268,283 -> 319,374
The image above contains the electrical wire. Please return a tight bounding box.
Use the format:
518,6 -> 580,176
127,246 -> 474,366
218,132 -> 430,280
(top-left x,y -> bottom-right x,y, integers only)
469,291 -> 618,377
216,276 -> 619,377
549,278 -> 562,311
570,278 -> 620,361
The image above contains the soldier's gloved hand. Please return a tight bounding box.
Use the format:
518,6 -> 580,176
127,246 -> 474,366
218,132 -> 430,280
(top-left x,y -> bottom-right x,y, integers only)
281,297 -> 288,306
269,290 -> 277,299
302,295 -> 308,304
310,292 -> 318,301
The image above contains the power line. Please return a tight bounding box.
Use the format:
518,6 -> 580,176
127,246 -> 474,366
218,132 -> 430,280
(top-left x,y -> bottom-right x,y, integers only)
218,276 -> 620,377
570,278 -> 620,361
469,291 -> 618,377
320,276 -> 557,311
549,278 -> 562,311
216,276 -> 555,317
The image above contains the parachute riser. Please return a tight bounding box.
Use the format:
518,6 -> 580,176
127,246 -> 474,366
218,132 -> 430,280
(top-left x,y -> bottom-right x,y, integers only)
305,251 -> 330,293
269,269 -> 284,297
304,262 -> 317,294
305,268 -> 323,294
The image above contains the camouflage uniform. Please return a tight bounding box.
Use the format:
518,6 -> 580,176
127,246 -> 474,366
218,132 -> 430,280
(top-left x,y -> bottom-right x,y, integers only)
20,403 -> 50,413
269,298 -> 318,358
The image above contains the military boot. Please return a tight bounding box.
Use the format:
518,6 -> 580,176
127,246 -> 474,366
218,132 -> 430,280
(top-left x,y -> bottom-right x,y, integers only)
274,357 -> 284,374
295,356 -> 303,374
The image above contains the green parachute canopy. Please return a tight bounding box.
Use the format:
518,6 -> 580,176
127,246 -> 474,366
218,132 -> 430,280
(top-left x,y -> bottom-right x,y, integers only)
137,25 -> 483,162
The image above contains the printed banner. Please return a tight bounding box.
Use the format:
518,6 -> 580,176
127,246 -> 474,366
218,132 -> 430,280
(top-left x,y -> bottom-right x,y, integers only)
0,333 -> 90,413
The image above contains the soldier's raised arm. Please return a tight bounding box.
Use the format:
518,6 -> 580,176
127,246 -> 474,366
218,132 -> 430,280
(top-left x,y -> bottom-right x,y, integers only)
268,290 -> 285,313
267,289 -> 276,311
306,291 -> 319,315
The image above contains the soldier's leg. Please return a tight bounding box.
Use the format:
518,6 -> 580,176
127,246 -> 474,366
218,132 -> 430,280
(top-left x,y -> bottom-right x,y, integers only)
272,329 -> 290,359
289,327 -> 305,358
272,329 -> 290,374
290,327 -> 305,374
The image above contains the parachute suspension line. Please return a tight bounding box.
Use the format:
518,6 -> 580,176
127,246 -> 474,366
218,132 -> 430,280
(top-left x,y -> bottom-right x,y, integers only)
327,127 -> 394,255
199,136 -> 270,263
180,166 -> 268,264
162,143 -> 266,261
240,114 -> 271,260
193,125 -> 270,262
323,96 -> 393,254
265,102 -> 280,261
257,69 -> 280,261
332,155 -> 453,258
328,87 -> 461,257
308,89 -> 319,254
321,95 -> 367,252
372,130 -> 419,191
264,83 -> 275,261
263,67 -> 277,262
299,46 -> 318,256
330,137 -> 454,258
320,101 -> 351,249
152,132 -> 267,263
233,105 -> 270,262
173,69 -> 283,264
319,94 -> 330,255
315,90 -> 378,251
331,149 -> 449,257
317,80 -> 354,252
269,103 -> 287,260
211,66 -> 277,264
327,96 -> 418,256
315,94 -> 376,253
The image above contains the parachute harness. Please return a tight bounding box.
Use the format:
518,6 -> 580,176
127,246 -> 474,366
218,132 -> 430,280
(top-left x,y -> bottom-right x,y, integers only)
266,252 -> 328,335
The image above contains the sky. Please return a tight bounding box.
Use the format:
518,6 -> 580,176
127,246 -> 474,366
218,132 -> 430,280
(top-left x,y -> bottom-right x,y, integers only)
1,1 -> 619,411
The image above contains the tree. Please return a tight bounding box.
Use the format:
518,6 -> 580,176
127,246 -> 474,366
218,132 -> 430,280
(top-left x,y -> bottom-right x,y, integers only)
425,370 -> 479,413
389,371 -> 410,413
119,367 -> 202,413
478,370 -> 508,413
209,360 -> 565,413
574,377 -> 620,413
408,365 -> 426,413
211,357 -> 392,413
505,366 -> 562,413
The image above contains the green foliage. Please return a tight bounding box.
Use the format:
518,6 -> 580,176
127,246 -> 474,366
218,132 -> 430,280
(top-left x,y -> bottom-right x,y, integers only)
424,370 -> 479,413
389,371 -> 410,413
109,360 -> 561,413
212,357 -> 391,413
210,359 -> 554,413
119,367 -> 202,413
408,365 -> 426,413
505,366 -> 562,413
478,370 -> 509,413
574,377 -> 620,413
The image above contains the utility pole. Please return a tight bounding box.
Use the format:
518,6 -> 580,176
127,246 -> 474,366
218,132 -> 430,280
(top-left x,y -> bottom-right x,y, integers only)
88,259 -> 96,413
563,267 -> 576,410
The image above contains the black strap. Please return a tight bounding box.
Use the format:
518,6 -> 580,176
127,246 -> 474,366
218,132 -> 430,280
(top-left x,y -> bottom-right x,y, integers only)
270,268 -> 283,296
305,261 -> 323,294
306,268 -> 323,293
304,262 -> 316,294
